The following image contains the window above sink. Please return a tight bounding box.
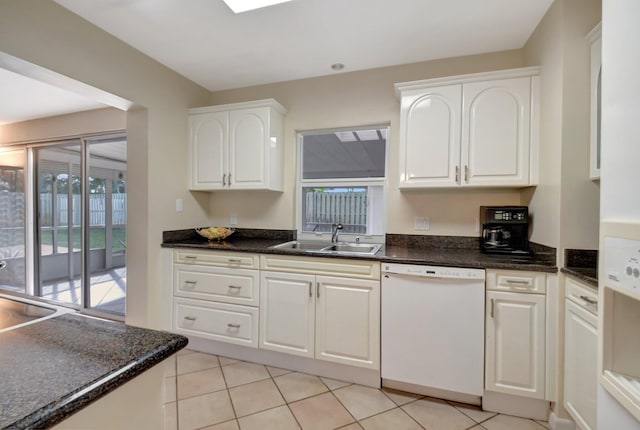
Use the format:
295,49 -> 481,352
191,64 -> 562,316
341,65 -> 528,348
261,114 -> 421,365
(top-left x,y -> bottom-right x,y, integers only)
296,125 -> 388,244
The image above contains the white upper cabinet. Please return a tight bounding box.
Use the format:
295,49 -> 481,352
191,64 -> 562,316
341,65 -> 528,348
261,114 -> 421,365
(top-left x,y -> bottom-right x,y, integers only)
188,99 -> 287,191
462,77 -> 531,186
396,67 -> 540,188
189,111 -> 227,190
398,85 -> 462,187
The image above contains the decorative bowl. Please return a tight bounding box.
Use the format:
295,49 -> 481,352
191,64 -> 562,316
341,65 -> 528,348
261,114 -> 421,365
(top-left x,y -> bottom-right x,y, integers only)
195,226 -> 235,241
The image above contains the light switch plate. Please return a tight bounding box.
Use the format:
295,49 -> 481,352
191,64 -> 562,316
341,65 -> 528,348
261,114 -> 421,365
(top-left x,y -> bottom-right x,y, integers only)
415,216 -> 429,231
176,198 -> 183,213
230,213 -> 237,225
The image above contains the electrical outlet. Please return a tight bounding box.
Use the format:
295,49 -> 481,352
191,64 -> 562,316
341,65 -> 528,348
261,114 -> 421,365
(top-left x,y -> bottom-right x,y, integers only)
475,217 -> 480,233
230,213 -> 237,225
415,216 -> 430,231
175,198 -> 183,213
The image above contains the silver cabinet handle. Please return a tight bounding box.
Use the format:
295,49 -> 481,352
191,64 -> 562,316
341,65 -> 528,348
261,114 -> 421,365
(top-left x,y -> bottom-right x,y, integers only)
228,173 -> 232,186
184,280 -> 197,288
506,279 -> 530,285
184,255 -> 197,261
222,173 -> 227,186
0,261 -> 6,270
580,295 -> 598,305
184,316 -> 197,321
490,299 -> 495,318
228,258 -> 241,264
464,165 -> 469,182
227,323 -> 240,329
316,282 -> 320,299
455,166 -> 460,184
228,285 -> 241,292
309,281 -> 312,298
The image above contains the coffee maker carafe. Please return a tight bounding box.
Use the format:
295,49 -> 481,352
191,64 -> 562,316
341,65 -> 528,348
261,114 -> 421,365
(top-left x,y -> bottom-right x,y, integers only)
480,206 -> 531,255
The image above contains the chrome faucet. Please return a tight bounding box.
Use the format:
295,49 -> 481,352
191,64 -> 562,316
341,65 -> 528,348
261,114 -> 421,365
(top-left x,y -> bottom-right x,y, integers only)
331,223 -> 343,243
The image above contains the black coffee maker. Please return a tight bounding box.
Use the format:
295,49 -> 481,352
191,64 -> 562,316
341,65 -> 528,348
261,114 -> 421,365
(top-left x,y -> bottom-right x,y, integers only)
480,206 -> 531,255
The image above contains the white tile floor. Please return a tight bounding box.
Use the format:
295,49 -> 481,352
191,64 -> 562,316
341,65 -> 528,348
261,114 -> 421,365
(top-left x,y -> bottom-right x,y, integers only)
165,350 -> 551,430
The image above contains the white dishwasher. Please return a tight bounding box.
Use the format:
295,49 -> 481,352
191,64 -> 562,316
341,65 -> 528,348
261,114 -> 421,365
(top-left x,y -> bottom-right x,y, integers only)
381,262 -> 485,405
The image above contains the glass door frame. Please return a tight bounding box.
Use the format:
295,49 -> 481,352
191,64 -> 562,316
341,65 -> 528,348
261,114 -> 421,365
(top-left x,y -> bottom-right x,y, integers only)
1,130 -> 126,320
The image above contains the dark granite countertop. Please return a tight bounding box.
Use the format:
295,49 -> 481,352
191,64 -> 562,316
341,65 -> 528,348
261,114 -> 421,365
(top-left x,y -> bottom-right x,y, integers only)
162,229 -> 557,273
381,245 -> 557,272
561,267 -> 598,287
0,313 -> 187,429
562,249 -> 598,287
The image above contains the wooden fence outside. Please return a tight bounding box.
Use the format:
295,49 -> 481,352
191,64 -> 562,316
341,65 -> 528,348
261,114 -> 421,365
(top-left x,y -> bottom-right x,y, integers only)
39,193 -> 126,226
304,190 -> 367,233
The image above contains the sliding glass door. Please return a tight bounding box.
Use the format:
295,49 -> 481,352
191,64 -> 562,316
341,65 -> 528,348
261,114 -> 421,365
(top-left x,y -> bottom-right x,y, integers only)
0,134 -> 126,318
35,142 -> 83,306
86,137 -> 127,314
0,148 -> 26,294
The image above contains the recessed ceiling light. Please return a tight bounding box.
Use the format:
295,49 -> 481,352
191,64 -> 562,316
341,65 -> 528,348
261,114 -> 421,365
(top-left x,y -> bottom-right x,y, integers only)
222,0 -> 294,13
331,63 -> 345,71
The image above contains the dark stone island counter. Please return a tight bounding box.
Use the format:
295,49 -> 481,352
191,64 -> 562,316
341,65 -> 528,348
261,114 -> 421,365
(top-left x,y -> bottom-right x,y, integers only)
161,228 -> 557,273
1,313 -> 187,429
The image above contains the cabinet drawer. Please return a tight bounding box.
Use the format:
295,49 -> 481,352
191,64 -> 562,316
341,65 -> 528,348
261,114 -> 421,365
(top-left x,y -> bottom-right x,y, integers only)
565,277 -> 598,315
260,254 -> 380,280
174,264 -> 259,306
173,298 -> 258,348
174,249 -> 259,269
486,269 -> 546,294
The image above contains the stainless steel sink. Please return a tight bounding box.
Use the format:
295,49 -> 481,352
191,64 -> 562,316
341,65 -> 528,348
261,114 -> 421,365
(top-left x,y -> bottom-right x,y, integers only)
270,240 -> 332,251
270,241 -> 381,256
321,243 -> 382,254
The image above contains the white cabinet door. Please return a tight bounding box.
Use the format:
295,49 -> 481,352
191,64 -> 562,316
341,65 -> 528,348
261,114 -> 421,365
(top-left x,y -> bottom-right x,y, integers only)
229,107 -> 269,189
315,276 -> 380,369
187,99 -> 286,191
399,85 -> 462,188
259,271 -> 315,358
485,290 -> 546,399
188,112 -> 227,190
462,77 -> 531,187
564,299 -> 598,430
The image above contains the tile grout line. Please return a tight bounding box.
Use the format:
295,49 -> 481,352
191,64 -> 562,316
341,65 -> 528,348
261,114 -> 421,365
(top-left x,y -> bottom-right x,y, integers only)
174,352 -> 551,430
377,387 -> 429,429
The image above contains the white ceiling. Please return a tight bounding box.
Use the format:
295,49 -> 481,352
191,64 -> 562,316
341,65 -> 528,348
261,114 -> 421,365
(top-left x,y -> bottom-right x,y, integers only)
0,68 -> 106,125
54,0 -> 553,92
1,0 -> 553,125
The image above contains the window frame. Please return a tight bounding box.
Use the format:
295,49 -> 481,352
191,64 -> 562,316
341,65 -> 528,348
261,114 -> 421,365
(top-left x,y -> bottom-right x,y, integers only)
295,125 -> 389,243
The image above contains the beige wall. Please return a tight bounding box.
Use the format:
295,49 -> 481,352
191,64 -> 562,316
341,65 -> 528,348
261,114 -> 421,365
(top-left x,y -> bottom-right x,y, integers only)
558,0 -> 601,251
0,0 -> 212,328
523,0 -> 601,254
523,0 -> 601,420
0,108 -> 126,143
208,51 -> 525,236
523,0 -> 564,250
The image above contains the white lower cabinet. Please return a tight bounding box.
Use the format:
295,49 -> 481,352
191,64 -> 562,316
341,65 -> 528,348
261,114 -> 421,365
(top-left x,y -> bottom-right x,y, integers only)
171,250 -> 260,348
170,250 -> 380,371
564,277 -> 598,430
485,270 -> 547,400
174,297 -> 259,347
315,276 -> 380,367
260,271 -> 315,357
259,255 -> 380,370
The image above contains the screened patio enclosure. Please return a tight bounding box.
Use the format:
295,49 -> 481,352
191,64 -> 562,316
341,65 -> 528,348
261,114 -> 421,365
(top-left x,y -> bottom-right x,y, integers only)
0,135 -> 127,317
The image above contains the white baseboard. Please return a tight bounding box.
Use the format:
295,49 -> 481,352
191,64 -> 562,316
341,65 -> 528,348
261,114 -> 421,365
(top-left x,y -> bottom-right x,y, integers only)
483,391 -> 550,421
549,412 -> 576,430
186,336 -> 381,388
